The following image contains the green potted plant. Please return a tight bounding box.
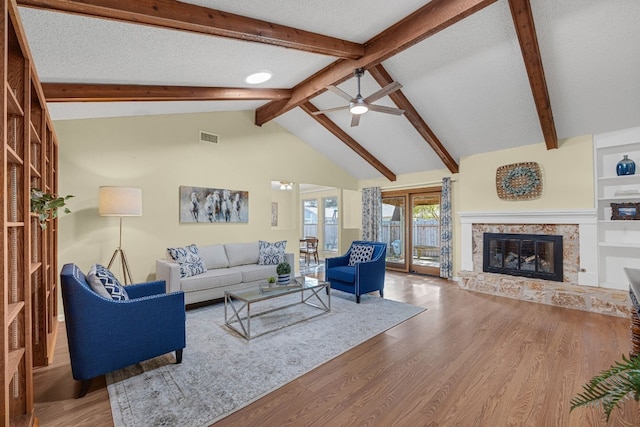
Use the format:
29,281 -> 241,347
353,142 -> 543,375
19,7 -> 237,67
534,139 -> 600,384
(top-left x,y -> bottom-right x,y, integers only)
267,276 -> 277,286
276,261 -> 291,285
570,353 -> 640,421
30,188 -> 73,229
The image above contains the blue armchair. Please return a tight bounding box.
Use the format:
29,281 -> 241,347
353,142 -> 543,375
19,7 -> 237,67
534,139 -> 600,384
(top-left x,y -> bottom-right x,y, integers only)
60,263 -> 186,397
325,241 -> 387,303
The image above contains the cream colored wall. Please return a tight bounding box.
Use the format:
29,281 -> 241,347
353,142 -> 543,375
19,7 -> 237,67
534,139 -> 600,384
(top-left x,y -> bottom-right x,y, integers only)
458,135 -> 594,211
358,135 -> 595,276
270,186 -> 296,231
342,189 -> 362,229
55,110 -> 358,286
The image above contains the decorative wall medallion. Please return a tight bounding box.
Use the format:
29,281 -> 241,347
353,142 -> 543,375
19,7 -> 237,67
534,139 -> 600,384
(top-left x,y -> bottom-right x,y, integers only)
496,162 -> 542,200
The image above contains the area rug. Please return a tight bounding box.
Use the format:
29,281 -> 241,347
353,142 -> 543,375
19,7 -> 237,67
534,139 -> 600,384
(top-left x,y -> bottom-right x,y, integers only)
106,291 -> 425,426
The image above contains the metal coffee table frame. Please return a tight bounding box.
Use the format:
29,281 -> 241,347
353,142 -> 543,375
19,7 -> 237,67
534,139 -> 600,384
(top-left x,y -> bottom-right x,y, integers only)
224,278 -> 330,340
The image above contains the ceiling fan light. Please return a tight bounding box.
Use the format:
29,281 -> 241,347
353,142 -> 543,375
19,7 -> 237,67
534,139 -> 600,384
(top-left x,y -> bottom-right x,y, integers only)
350,104 -> 369,115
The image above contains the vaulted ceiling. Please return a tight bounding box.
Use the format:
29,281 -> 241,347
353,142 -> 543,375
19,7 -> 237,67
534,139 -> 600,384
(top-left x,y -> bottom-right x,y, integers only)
16,0 -> 640,181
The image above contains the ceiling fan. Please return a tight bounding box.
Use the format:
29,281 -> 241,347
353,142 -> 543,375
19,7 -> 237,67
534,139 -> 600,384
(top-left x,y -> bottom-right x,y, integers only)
312,68 -> 405,127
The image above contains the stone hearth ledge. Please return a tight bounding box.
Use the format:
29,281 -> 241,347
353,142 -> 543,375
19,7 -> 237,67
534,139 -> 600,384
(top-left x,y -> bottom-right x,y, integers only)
457,271 -> 630,318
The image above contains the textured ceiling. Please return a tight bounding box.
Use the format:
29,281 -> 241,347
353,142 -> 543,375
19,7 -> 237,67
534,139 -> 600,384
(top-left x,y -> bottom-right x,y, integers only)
17,0 -> 640,181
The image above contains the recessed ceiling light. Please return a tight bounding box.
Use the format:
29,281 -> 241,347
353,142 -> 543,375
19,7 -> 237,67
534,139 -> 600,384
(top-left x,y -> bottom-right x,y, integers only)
244,70 -> 272,84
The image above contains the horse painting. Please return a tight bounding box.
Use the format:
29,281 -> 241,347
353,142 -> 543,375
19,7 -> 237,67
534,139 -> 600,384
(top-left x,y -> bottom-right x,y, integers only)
221,189 -> 232,222
180,186 -> 248,223
204,192 -> 220,222
190,192 -> 199,222
234,193 -> 242,220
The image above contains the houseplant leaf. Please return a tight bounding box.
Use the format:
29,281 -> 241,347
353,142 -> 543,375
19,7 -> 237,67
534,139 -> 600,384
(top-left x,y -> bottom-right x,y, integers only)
570,354 -> 640,421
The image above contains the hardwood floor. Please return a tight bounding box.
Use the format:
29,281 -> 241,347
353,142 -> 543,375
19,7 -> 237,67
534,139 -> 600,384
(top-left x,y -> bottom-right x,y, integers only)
33,272 -> 640,426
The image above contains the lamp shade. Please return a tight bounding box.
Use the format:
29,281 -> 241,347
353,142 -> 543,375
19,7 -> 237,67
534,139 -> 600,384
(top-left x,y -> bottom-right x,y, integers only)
99,186 -> 142,217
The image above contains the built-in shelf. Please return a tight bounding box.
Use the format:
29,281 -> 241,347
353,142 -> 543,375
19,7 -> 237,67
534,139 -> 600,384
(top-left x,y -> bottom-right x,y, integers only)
6,302 -> 24,324
598,174 -> 640,184
5,145 -> 23,164
5,83 -> 23,117
3,2 -> 60,422
599,241 -> 640,248
29,121 -> 40,144
595,127 -> 640,291
597,139 -> 640,153
599,195 -> 640,202
30,262 -> 42,274
7,348 -> 25,379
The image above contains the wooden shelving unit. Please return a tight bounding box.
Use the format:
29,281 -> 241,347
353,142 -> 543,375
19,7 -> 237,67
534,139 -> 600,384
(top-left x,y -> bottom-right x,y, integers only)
2,0 -> 59,424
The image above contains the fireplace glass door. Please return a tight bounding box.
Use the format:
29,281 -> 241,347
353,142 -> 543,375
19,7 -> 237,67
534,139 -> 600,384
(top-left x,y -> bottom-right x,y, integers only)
484,233 -> 563,281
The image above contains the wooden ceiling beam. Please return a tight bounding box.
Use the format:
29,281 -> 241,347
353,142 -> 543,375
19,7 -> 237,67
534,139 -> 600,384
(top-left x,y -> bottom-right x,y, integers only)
508,0 -> 557,150
368,64 -> 459,174
17,0 -> 364,59
42,83 -> 291,102
256,0 -> 498,126
300,102 -> 397,181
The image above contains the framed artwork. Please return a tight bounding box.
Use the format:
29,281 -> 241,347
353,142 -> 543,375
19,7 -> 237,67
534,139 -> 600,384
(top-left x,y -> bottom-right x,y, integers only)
271,202 -> 278,226
611,202 -> 640,220
179,185 -> 248,223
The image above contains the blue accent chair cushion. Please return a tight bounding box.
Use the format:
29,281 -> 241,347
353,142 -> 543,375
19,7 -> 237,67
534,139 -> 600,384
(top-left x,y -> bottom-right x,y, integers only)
325,241 -> 387,303
60,263 -> 186,397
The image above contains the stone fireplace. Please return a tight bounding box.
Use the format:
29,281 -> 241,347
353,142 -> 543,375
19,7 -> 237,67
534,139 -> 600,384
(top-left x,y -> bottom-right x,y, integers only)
457,210 -> 629,317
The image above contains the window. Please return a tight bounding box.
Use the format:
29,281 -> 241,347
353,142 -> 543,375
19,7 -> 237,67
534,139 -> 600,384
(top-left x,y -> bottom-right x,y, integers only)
302,199 -> 317,238
323,197 -> 338,251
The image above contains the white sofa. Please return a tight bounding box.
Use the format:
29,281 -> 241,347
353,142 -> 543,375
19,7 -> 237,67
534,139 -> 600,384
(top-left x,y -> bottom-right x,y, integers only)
156,242 -> 294,305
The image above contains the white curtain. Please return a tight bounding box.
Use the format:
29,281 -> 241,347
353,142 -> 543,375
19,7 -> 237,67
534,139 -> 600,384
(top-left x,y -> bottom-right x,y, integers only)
362,187 -> 382,241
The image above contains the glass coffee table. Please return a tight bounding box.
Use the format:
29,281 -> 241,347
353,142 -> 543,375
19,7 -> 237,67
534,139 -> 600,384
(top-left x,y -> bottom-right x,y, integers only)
224,276 -> 330,340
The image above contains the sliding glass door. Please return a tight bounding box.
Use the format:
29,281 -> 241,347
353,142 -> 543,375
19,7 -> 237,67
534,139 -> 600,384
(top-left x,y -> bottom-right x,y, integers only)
382,196 -> 407,270
410,192 -> 441,276
382,187 -> 441,275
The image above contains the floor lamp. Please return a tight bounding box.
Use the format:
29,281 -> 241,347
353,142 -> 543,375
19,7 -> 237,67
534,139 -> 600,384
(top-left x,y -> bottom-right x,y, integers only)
99,186 -> 142,285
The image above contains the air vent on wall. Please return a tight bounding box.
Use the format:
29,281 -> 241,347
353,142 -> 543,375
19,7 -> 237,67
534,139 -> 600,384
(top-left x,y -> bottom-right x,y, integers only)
199,130 -> 220,144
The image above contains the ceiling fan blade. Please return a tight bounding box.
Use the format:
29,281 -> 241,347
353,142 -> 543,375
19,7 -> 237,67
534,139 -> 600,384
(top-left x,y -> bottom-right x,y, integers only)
310,105 -> 350,115
367,104 -> 405,115
350,114 -> 361,127
363,81 -> 402,104
326,85 -> 355,102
